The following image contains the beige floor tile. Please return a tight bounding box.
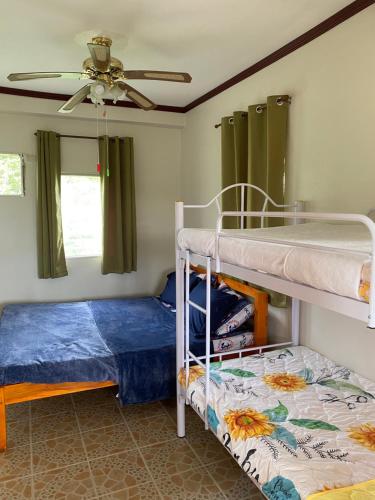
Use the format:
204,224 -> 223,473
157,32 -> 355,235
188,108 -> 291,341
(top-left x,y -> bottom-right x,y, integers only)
206,458 -> 264,499
6,402 -> 30,423
89,449 -> 152,496
0,476 -> 32,499
33,462 -> 97,499
82,424 -> 136,459
154,468 -> 225,499
140,437 -> 202,480
186,429 -> 230,466
72,387 -> 119,409
0,444 -> 32,482
129,414 -> 177,448
7,418 -> 31,449
120,401 -> 167,425
76,404 -> 124,432
32,434 -> 87,474
31,411 -> 80,443
31,394 -> 74,419
97,481 -> 161,499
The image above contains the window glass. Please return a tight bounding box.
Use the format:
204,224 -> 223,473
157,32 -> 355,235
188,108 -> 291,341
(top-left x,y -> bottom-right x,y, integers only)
61,175 -> 102,258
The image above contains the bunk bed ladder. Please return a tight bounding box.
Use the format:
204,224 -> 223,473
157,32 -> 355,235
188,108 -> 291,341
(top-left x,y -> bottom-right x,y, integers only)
185,250 -> 212,430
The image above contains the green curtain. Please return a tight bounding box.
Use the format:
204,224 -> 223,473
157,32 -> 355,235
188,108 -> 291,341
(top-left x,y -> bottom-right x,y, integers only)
248,95 -> 289,228
99,136 -> 137,274
36,130 -> 67,279
221,95 -> 290,306
221,111 -> 248,229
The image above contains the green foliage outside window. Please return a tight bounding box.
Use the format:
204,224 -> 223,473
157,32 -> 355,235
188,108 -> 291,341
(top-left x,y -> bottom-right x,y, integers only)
0,153 -> 24,196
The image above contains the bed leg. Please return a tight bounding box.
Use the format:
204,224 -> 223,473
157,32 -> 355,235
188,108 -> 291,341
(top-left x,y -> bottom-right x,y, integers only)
177,396 -> 186,438
291,298 -> 301,346
0,388 -> 6,452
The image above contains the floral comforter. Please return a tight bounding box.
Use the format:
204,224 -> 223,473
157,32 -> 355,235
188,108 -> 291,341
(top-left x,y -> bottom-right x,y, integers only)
182,346 -> 375,500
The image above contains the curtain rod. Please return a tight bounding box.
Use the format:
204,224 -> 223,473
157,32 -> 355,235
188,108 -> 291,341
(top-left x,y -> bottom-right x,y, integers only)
33,133 -> 97,140
214,96 -> 291,128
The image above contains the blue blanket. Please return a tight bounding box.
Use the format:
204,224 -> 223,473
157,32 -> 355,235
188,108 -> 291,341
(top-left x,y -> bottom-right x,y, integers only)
0,297 -> 203,405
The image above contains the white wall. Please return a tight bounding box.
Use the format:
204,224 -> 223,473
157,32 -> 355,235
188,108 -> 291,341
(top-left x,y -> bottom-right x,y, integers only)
181,6 -> 375,380
0,97 -> 183,304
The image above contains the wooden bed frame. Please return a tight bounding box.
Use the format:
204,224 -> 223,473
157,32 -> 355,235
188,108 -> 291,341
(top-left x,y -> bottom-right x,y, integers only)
0,380 -> 117,452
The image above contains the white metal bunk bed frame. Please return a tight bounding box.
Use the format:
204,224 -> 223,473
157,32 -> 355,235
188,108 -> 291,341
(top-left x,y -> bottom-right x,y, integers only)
175,183 -> 375,438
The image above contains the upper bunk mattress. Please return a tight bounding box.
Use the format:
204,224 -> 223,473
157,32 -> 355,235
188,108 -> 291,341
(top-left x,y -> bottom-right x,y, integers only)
178,222 -> 372,301
183,345 -> 375,499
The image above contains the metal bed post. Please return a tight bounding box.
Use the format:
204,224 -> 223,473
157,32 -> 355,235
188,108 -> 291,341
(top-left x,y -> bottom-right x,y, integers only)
291,200 -> 304,346
185,251 -> 191,395
175,201 -> 185,437
205,256 -> 211,430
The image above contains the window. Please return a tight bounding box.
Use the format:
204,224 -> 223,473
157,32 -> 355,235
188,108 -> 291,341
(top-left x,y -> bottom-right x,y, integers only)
61,175 -> 102,258
0,153 -> 24,196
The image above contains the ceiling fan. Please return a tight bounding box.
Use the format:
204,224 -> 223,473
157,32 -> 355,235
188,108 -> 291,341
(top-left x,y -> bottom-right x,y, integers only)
7,35 -> 192,113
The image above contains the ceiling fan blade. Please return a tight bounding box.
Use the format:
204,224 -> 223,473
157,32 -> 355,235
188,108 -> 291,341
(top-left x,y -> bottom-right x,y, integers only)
117,82 -> 156,110
7,72 -> 86,82
123,70 -> 192,83
87,43 -> 111,72
58,84 -> 91,113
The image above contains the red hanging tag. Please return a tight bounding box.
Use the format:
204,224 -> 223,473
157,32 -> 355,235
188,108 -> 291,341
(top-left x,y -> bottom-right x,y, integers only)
97,162 -> 101,173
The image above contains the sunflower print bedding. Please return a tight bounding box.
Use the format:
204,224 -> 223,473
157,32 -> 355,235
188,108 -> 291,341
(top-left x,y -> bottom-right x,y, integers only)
181,346 -> 375,500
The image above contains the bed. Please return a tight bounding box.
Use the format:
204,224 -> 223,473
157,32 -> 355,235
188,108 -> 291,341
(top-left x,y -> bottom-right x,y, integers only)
0,296 -> 177,450
0,280 -> 268,451
183,345 -> 375,499
175,183 -> 375,500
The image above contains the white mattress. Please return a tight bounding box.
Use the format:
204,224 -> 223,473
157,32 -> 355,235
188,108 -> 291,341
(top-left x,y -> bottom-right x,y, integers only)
184,346 -> 375,499
178,222 -> 372,300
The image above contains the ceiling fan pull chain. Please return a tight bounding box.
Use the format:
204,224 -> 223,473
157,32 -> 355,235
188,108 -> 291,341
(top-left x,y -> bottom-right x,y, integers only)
96,104 -> 101,173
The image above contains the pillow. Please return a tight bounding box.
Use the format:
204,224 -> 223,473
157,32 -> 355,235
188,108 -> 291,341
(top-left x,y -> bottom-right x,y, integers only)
160,271 -> 201,308
212,331 -> 254,353
215,299 -> 254,336
189,280 -> 238,336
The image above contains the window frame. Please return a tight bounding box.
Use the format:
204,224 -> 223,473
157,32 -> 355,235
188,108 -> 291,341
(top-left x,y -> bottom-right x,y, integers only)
0,153 -> 25,197
60,173 -> 102,260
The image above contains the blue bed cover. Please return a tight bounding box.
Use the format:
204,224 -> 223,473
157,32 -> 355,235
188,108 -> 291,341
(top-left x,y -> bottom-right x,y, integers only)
0,297 -> 199,405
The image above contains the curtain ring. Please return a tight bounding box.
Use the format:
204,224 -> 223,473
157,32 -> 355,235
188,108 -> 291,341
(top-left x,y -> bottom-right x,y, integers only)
276,96 -> 291,106
256,105 -> 263,114
228,117 -> 234,124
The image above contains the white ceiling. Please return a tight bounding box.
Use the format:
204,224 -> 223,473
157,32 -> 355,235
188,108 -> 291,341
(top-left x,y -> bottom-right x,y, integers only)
0,0 -> 354,108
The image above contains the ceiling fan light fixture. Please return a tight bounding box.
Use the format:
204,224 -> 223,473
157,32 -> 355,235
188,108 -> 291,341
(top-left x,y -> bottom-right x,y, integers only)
111,84 -> 125,104
89,81 -> 108,105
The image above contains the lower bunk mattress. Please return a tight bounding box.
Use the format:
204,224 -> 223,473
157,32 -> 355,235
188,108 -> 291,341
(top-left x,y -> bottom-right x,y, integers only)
184,346 -> 375,500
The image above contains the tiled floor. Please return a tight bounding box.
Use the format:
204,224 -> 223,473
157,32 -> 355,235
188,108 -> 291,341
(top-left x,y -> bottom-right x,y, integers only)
0,388 -> 265,499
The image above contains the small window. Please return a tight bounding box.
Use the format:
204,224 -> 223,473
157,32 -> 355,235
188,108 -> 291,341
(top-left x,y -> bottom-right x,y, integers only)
0,153 -> 24,196
61,175 -> 102,258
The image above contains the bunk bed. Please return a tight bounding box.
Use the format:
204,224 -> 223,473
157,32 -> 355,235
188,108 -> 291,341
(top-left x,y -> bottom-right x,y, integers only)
175,183 -> 375,500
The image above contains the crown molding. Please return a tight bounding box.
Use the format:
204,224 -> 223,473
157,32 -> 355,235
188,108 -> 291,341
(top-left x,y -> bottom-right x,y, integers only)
0,0 -> 372,115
